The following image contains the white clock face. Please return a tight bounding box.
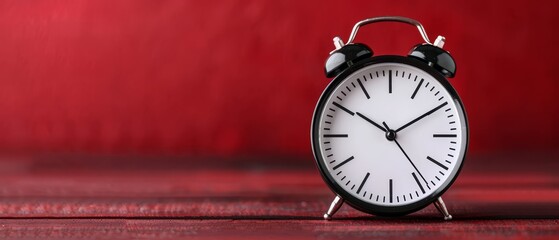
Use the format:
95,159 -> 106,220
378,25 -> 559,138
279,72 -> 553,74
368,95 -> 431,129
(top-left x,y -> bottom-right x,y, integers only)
316,62 -> 467,207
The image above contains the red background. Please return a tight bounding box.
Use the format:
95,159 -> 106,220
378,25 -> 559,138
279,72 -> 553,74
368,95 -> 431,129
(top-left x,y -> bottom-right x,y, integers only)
0,0 -> 557,159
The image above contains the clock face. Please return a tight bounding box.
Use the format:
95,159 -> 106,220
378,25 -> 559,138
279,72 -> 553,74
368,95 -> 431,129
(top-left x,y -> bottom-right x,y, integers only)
312,56 -> 468,215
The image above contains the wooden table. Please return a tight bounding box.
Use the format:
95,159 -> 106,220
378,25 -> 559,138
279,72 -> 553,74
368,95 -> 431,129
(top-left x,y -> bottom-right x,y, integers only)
0,153 -> 557,239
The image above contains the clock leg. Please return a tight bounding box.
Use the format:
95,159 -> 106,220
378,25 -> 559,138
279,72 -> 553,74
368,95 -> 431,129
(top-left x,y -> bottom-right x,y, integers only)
433,197 -> 452,220
323,195 -> 344,220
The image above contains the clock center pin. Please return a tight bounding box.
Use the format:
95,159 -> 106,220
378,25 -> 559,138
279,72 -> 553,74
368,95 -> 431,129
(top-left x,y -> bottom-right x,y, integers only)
382,122 -> 396,141
385,130 -> 397,141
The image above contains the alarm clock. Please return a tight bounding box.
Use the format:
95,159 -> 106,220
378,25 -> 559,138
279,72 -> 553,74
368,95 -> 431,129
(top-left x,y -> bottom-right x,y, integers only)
311,16 -> 468,220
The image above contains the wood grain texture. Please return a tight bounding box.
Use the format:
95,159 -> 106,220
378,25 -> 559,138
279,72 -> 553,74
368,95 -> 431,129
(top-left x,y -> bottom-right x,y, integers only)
0,153 -> 557,239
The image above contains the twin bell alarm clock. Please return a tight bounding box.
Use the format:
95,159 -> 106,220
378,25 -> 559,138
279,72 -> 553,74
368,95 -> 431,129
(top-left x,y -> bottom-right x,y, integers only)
311,16 -> 468,220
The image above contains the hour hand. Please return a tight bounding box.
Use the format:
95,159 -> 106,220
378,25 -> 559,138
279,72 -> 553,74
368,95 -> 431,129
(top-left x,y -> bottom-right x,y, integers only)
356,112 -> 386,132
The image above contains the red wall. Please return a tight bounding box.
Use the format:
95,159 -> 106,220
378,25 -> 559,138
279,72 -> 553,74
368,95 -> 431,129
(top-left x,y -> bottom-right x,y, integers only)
0,0 -> 557,158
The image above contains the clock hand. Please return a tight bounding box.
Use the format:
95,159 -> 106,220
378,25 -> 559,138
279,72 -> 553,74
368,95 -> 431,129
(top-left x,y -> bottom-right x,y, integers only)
393,138 -> 430,188
395,102 -> 448,133
383,122 -> 430,188
356,112 -> 387,132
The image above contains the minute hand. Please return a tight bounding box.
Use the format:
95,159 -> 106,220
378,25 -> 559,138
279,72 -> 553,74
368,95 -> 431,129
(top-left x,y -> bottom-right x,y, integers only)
395,102 -> 448,133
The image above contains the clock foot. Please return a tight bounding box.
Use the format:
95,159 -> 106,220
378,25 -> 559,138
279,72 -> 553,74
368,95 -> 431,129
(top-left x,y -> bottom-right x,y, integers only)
323,195 -> 344,220
433,197 -> 452,220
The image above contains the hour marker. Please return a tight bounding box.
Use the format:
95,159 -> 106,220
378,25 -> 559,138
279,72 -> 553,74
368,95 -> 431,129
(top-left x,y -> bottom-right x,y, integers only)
388,70 -> 393,93
356,79 -> 370,99
389,179 -> 393,203
427,156 -> 448,170
332,102 -> 354,116
332,156 -> 354,170
433,134 -> 457,138
356,172 -> 370,194
412,172 -> 426,194
323,134 -> 348,138
411,78 -> 424,99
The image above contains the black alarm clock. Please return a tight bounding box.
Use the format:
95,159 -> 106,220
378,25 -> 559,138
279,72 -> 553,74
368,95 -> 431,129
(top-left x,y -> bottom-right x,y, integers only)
311,16 -> 468,220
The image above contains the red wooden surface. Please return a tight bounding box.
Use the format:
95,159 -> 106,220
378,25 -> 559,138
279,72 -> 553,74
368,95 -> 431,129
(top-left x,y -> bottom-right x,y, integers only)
0,1 -> 558,157
0,153 -> 557,239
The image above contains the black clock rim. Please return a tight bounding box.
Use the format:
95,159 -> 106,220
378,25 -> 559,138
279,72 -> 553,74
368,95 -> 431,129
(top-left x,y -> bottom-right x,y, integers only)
310,55 -> 469,217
